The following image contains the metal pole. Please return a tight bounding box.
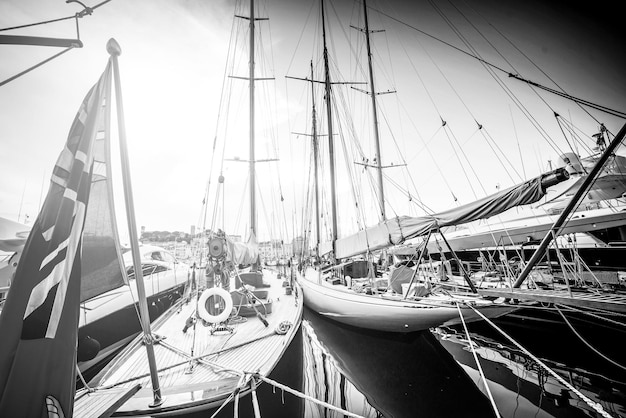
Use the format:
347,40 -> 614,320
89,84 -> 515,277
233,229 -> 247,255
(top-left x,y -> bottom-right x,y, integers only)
362,0 -> 385,221
107,38 -> 163,407
439,230 -> 478,293
310,61 -> 321,257
321,0 -> 338,254
402,229 -> 432,300
514,122 -> 626,288
249,0 -> 257,238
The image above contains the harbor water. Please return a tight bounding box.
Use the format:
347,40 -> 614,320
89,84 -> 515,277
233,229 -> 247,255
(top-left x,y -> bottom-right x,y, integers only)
179,305 -> 626,418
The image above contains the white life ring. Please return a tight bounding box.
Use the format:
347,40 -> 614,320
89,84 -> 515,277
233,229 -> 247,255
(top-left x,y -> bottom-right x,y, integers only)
198,287 -> 233,324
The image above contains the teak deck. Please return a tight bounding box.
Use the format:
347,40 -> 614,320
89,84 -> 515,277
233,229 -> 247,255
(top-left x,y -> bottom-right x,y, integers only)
91,268 -> 302,416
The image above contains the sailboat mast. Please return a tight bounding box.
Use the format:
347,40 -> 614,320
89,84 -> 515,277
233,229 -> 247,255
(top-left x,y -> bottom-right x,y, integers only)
310,61 -> 321,255
249,0 -> 257,238
321,0 -> 338,249
362,0 -> 386,221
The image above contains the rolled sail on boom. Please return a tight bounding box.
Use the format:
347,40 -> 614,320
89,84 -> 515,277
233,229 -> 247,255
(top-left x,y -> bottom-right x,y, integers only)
333,168 -> 569,259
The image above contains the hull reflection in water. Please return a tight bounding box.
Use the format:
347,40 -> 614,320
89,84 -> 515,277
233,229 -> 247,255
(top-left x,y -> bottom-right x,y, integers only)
434,325 -> 626,417
302,307 -> 494,417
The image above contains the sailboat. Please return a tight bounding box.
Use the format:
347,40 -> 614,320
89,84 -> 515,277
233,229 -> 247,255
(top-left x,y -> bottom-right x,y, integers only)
293,0 -> 533,333
86,1 -> 303,415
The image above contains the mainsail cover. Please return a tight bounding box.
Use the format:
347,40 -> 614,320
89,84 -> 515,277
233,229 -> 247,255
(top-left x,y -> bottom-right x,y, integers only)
226,233 -> 260,266
336,172 -> 555,259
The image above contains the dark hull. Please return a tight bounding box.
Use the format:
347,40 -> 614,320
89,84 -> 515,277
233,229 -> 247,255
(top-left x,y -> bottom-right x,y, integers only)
77,283 -> 186,376
432,246 -> 626,273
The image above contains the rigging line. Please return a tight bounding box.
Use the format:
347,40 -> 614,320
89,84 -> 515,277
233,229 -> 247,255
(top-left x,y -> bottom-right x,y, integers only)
328,0 -> 364,83
333,92 -> 367,230
478,127 -> 519,183
215,10 -> 241,178
555,305 -> 626,372
396,31 -> 444,118
1,14 -> 76,31
285,0 -> 316,74
426,0 -> 565,160
410,125 -> 459,209
255,374 -> 366,418
466,304 -> 613,418
509,105 -> 526,179
0,46 -> 73,87
370,3 -> 625,120
455,304 -> 500,416
256,176 -> 274,241
556,116 -> 596,157
368,3 -> 510,73
0,0 -> 112,32
559,303 -> 626,323
568,120 -> 595,158
374,91 -> 426,212
444,123 -> 486,197
441,125 -> 476,200
468,4 -> 610,127
553,114 -> 578,159
210,25 -> 239,232
509,74 -> 626,120
447,0 -> 565,126
383,174 -> 433,214
426,2 -> 551,182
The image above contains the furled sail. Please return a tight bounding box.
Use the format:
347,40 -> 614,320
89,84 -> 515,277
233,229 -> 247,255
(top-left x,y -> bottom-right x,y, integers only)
226,233 -> 260,266
335,168 -> 568,259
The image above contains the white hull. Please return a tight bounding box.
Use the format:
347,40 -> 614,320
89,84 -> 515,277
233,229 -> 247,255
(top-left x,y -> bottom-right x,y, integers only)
433,207 -> 626,252
298,267 -> 517,333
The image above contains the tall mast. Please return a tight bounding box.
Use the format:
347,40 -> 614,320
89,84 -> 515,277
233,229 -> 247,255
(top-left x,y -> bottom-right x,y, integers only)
249,0 -> 257,238
362,0 -> 386,221
310,61 -> 321,255
321,0 -> 338,249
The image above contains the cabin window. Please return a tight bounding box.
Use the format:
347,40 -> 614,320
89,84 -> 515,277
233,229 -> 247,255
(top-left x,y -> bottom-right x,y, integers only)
126,263 -> 168,279
150,252 -> 164,261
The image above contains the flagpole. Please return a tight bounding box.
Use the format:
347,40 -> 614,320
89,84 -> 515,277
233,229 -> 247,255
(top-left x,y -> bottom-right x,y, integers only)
107,38 -> 164,407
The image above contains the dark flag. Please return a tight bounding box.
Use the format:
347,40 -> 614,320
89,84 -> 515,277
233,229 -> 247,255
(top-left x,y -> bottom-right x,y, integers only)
0,63 -> 112,418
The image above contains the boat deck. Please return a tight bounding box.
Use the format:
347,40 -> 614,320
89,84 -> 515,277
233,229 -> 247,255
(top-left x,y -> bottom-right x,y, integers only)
92,268 -> 302,416
74,384 -> 141,418
477,287 -> 626,313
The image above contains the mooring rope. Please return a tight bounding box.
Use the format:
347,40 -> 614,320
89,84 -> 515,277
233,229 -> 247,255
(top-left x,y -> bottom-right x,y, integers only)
254,374 -> 365,418
465,303 -> 613,418
209,374 -> 250,418
98,322 -> 289,389
455,303 -> 500,417
555,305 -> 626,372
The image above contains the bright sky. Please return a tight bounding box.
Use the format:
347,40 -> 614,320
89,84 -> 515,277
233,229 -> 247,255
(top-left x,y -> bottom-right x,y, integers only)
1,0 -> 624,243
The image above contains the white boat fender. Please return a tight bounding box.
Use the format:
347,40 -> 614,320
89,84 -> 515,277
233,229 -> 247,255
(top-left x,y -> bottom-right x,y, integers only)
198,287 -> 234,324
